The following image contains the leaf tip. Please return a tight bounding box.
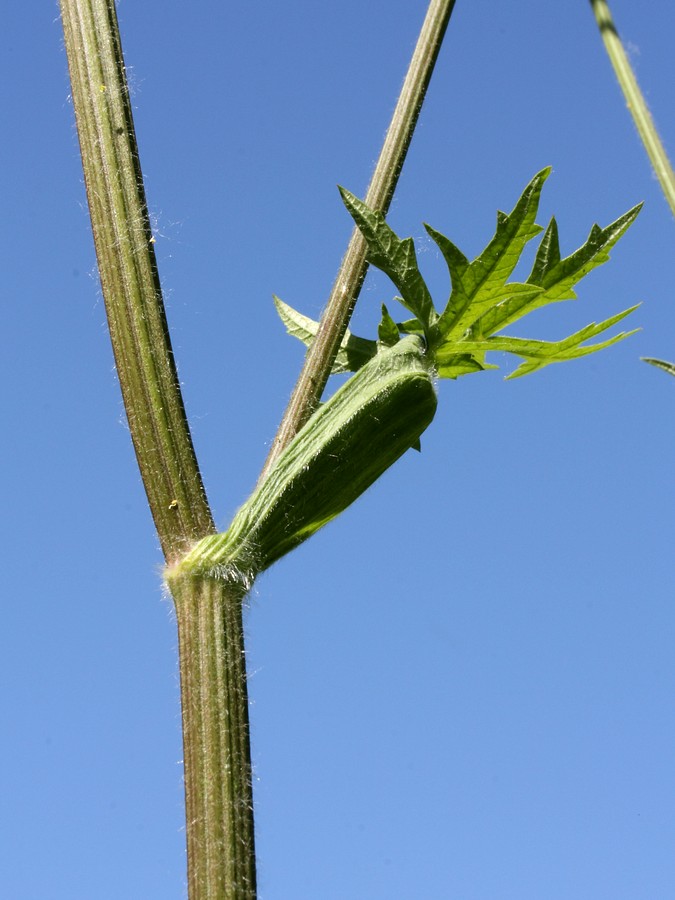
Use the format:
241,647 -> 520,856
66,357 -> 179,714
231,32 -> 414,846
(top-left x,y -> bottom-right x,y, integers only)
642,357 -> 675,377
337,185 -> 357,207
627,201 -> 644,222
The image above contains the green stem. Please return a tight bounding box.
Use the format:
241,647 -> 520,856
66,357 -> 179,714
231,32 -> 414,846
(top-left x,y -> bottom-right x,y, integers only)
60,0 -> 214,562
590,0 -> 675,218
170,575 -> 256,900
60,2 -> 255,895
260,0 -> 457,478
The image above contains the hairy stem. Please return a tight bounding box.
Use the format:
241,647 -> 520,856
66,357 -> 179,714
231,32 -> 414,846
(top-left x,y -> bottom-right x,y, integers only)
260,0 -> 457,478
171,575 -> 256,900
60,2 -> 256,895
590,0 -> 675,218
60,0 -> 214,561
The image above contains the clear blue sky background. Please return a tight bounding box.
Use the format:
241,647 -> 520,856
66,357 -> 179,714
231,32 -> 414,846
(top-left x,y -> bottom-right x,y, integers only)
3,2 -> 675,897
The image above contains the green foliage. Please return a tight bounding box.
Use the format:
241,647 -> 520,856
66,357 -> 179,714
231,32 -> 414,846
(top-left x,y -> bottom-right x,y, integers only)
338,186 -> 438,341
181,171 -> 643,582
277,169 -> 641,381
274,296 -> 377,373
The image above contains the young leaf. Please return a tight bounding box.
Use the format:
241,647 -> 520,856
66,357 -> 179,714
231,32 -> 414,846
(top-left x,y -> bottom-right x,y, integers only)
274,296 -> 376,373
396,317 -> 426,337
431,168 -> 549,342
434,307 -> 639,379
378,304 -> 400,346
500,306 -> 639,379
475,203 -> 642,338
278,170 -> 640,386
435,354 -> 496,380
339,187 -> 438,340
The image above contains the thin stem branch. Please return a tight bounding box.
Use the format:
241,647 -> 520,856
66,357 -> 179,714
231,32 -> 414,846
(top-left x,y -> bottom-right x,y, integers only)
590,0 -> 675,218
60,0 -> 214,563
260,0 -> 457,479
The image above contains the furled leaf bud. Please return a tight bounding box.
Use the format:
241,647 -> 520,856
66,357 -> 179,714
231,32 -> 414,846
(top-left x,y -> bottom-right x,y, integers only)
169,336 -> 437,585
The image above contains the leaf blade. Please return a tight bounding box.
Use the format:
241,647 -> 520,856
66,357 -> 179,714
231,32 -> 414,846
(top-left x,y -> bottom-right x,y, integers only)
339,187 -> 438,338
433,168 -> 550,340
273,296 -> 377,373
475,203 -> 643,337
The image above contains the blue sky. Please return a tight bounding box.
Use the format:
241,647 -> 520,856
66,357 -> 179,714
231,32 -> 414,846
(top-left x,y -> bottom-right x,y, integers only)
3,2 -> 675,897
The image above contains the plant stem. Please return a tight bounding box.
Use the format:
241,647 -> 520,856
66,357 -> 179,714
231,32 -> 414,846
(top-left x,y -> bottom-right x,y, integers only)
60,0 -> 214,562
260,0 -> 457,478
171,575 -> 256,900
60,2 -> 256,895
61,0 -> 456,892
590,0 -> 675,218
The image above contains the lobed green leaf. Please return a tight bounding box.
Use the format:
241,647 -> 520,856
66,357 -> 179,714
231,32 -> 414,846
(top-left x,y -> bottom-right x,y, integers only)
435,354 -> 495,379
432,167 -> 549,342
339,187 -> 438,340
378,304 -> 401,346
434,306 -> 639,379
273,296 -> 376,373
475,203 -> 642,338
276,170 -> 641,385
